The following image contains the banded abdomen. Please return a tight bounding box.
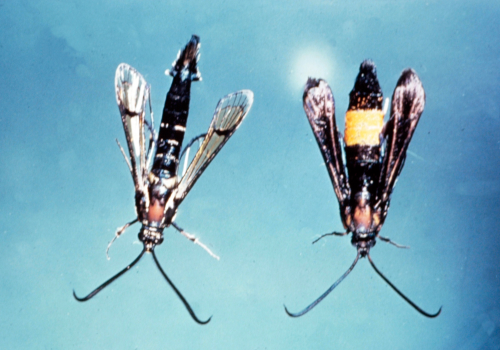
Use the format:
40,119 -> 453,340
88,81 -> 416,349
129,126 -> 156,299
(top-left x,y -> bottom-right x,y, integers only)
344,60 -> 384,236
152,35 -> 201,180
145,35 -> 201,232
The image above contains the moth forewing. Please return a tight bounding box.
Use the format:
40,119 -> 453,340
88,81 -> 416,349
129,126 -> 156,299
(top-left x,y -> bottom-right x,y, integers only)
378,69 -> 425,212
115,63 -> 153,193
213,90 -> 252,132
174,90 -> 254,203
302,79 -> 350,212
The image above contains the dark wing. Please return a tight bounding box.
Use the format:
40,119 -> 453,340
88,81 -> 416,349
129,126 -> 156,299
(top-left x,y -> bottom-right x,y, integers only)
174,90 -> 253,204
376,69 -> 425,224
115,63 -> 154,196
303,78 -> 350,216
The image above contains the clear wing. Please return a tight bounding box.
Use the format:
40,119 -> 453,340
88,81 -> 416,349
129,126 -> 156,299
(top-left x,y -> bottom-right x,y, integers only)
174,90 -> 254,204
115,63 -> 155,194
376,69 -> 425,225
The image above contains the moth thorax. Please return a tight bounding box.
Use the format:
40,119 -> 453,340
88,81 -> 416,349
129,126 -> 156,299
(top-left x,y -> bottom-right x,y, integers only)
352,191 -> 373,233
148,199 -> 166,223
344,109 -> 384,146
162,176 -> 179,189
148,173 -> 179,190
147,174 -> 179,227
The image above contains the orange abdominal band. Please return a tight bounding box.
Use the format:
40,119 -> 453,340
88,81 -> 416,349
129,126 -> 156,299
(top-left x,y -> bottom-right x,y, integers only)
344,109 -> 384,146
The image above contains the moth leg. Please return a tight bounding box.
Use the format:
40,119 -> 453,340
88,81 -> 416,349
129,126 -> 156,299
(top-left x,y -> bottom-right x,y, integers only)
106,218 -> 139,259
116,138 -> 133,173
182,133 -> 207,152
178,133 -> 207,176
171,222 -> 220,260
377,234 -> 410,249
312,231 -> 349,244
144,119 -> 157,171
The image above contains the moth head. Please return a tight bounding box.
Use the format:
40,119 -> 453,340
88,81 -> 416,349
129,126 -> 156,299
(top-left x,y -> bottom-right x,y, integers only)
351,234 -> 376,257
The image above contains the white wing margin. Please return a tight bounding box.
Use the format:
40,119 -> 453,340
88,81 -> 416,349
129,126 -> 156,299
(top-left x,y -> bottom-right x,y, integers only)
174,90 -> 254,203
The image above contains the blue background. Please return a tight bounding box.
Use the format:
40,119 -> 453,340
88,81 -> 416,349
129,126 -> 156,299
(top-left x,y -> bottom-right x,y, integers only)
1,1 -> 499,349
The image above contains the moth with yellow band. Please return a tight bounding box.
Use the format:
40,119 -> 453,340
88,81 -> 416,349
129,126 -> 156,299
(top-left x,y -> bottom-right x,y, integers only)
285,60 -> 441,319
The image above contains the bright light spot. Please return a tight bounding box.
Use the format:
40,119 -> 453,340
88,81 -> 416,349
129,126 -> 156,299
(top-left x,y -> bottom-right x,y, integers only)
288,46 -> 336,92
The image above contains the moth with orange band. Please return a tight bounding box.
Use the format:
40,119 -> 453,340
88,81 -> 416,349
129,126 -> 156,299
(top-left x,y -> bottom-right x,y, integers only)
285,60 -> 441,318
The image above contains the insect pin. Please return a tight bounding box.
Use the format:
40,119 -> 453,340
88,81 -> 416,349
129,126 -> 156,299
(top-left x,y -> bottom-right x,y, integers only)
73,35 -> 254,324
285,60 -> 441,318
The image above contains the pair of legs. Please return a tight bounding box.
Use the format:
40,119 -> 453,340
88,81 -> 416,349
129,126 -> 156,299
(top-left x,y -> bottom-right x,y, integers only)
312,230 -> 409,248
106,219 -> 219,260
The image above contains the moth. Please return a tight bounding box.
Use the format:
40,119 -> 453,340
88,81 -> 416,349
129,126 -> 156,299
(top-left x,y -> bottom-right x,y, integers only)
285,60 -> 441,318
73,35 -> 254,324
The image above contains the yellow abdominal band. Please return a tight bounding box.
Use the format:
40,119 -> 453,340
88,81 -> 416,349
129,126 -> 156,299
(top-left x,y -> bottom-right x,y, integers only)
344,109 -> 384,146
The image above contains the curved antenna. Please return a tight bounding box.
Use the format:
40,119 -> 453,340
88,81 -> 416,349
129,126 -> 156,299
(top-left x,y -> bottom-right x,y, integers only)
285,251 -> 360,317
151,249 -> 212,325
73,248 -> 146,302
367,254 -> 442,318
